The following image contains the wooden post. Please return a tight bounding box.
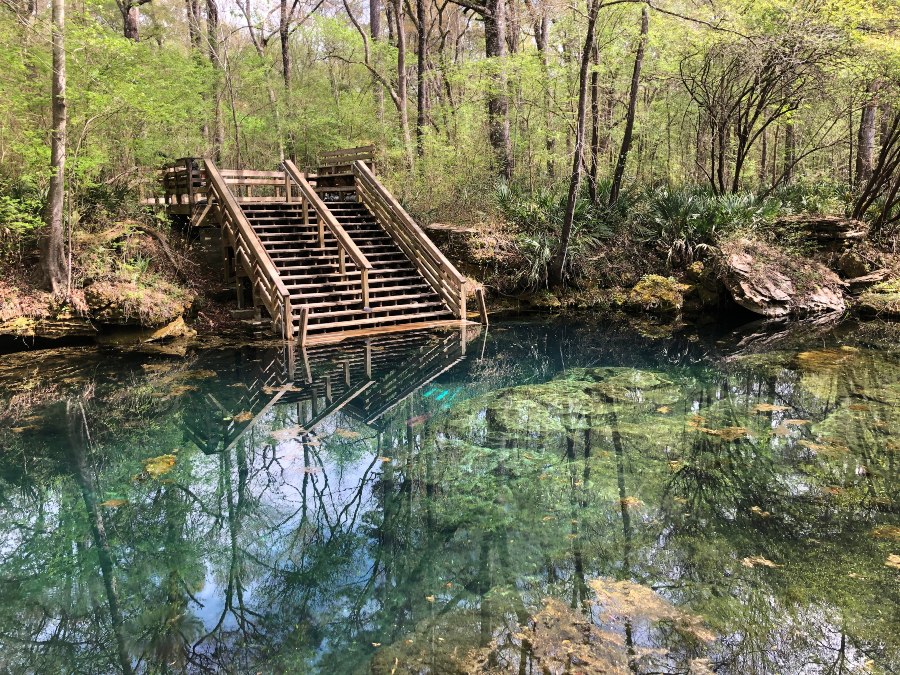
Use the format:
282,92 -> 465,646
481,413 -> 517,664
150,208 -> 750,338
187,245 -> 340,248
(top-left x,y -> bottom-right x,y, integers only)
285,172 -> 292,203
475,286 -> 489,326
361,269 -> 370,310
339,247 -> 346,276
459,280 -> 468,322
365,339 -> 372,378
303,198 -> 309,228
343,360 -> 350,385
298,306 -> 309,347
325,375 -> 332,403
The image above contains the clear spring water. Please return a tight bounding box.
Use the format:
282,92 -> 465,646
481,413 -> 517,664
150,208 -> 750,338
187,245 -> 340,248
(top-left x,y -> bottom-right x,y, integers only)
0,318 -> 898,674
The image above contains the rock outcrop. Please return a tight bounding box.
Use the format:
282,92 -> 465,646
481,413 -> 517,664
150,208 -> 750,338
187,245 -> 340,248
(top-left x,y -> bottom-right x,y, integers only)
719,238 -> 846,317
857,280 -> 900,320
84,280 -> 190,327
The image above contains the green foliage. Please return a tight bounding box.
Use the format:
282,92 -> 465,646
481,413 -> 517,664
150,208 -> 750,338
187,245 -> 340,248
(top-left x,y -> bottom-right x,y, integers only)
495,182 -> 607,287
0,193 -> 43,260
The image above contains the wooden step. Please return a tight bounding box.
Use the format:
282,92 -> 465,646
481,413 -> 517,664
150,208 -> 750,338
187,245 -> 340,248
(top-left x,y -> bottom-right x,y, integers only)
295,293 -> 444,311
303,310 -> 455,333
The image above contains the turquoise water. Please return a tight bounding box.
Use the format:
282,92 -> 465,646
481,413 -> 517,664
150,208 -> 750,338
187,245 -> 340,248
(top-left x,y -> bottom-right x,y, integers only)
0,319 -> 898,673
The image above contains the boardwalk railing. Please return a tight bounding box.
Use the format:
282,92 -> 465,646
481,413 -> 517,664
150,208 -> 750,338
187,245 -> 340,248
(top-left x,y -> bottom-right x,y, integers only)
352,160 -> 467,320
282,160 -> 373,311
205,159 -> 296,340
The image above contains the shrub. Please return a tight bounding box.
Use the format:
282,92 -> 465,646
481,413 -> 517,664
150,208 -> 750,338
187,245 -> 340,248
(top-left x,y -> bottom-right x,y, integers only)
0,193 -> 43,262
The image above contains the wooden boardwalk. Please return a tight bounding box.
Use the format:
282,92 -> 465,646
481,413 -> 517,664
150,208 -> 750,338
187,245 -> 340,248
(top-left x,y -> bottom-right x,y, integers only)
150,147 -> 487,344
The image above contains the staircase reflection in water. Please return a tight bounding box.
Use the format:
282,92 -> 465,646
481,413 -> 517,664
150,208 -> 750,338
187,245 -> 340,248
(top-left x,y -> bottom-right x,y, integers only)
183,325 -> 482,456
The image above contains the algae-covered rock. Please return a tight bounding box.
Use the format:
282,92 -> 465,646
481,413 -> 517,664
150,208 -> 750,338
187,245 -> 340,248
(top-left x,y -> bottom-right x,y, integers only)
857,279 -> 900,320
624,275 -> 691,315
442,367 -> 683,439
85,280 -> 190,327
0,313 -> 97,340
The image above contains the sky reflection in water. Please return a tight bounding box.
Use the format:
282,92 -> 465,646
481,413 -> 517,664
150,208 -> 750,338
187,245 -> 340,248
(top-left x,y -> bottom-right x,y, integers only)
0,319 -> 898,674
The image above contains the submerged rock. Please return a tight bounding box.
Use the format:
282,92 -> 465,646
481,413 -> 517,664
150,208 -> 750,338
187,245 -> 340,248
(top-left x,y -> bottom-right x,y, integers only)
719,238 -> 846,317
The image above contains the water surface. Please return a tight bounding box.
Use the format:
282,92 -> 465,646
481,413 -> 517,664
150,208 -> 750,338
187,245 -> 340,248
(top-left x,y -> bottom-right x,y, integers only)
0,319 -> 898,674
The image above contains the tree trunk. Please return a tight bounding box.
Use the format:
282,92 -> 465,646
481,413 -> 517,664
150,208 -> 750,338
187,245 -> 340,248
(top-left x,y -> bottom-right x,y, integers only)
608,6 -> 648,205
42,0 -> 67,295
371,0 -> 384,123
484,0 -> 512,179
186,0 -> 201,49
123,2 -> 140,40
548,0 -> 602,287
588,44 -> 600,203
416,0 -> 427,154
758,127 -> 767,187
855,82 -> 879,188
391,0 -> 414,167
206,0 -> 224,161
280,0 -> 291,89
782,120 -> 795,185
533,12 -> 553,179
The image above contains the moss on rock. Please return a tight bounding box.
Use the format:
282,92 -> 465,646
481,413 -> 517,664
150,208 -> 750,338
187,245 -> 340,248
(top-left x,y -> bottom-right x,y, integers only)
857,279 -> 900,320
624,275 -> 691,315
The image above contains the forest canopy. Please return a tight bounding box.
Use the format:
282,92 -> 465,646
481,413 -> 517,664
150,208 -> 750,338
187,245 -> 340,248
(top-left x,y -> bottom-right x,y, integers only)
0,0 -> 898,287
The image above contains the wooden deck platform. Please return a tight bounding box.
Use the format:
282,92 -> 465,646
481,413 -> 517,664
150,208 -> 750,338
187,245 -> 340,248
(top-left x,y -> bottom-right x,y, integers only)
148,147 -> 487,343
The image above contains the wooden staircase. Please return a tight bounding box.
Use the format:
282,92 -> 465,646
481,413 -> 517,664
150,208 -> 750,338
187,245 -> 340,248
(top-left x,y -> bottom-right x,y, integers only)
154,148 -> 485,343
244,201 -> 454,338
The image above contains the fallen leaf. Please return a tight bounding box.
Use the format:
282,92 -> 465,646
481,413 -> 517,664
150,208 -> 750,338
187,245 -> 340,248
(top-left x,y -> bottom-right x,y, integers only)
848,403 -> 871,412
619,496 -> 643,509
406,414 -> 430,427
379,456 -> 392,463
885,554 -> 900,570
232,411 -> 254,423
750,506 -> 770,518
753,403 -> 790,413
142,454 -> 176,479
700,426 -> 749,441
372,642 -> 381,647
656,405 -> 671,414
100,499 -> 128,508
741,556 -> 782,569
871,525 -> 900,541
425,595 -> 435,603
541,515 -> 555,522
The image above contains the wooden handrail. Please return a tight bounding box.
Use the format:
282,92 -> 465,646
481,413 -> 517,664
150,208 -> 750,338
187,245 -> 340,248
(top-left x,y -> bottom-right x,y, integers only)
351,160 -> 468,320
282,159 -> 373,310
205,159 -> 295,340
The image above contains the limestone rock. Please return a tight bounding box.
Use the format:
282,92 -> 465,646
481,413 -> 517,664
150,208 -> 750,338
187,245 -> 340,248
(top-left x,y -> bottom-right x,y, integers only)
0,314 -> 97,340
624,275 -> 691,315
84,280 -> 188,327
776,215 -> 868,251
857,279 -> 900,320
96,316 -> 197,345
719,238 -> 846,317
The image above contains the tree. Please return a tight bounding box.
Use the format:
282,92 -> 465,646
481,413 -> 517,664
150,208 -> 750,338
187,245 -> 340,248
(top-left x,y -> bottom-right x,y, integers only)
608,5 -> 648,205
548,0 -> 604,286
679,20 -> 838,194
116,0 -> 151,41
856,82 -> 880,187
449,0 -> 513,178
41,0 -> 68,294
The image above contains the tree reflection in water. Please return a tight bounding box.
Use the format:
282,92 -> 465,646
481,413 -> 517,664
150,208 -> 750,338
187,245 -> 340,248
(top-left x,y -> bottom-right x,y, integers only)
0,320 -> 897,673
